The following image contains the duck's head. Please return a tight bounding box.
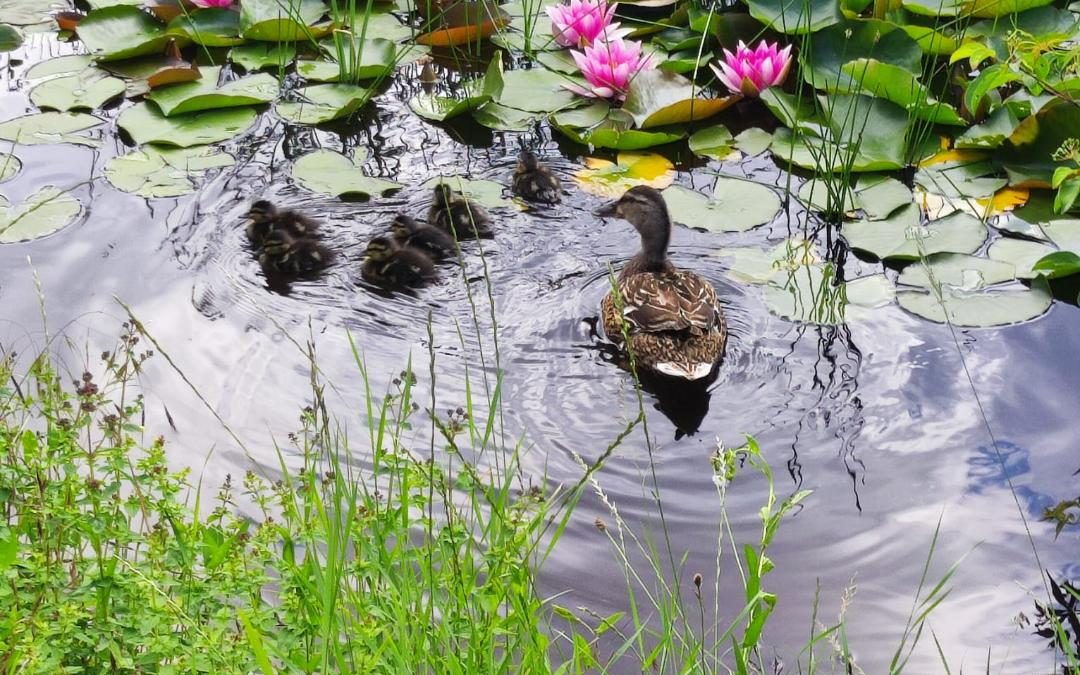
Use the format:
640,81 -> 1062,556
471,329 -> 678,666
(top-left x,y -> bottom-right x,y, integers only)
595,186 -> 671,243
517,150 -> 540,172
432,183 -> 455,207
247,200 -> 278,224
390,215 -> 420,239
365,236 -> 397,263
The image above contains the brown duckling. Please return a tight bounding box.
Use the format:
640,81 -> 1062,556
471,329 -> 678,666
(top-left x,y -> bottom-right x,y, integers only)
245,200 -> 321,246
361,236 -> 438,289
258,230 -> 335,277
427,183 -> 494,240
390,214 -> 456,260
595,185 -> 727,381
512,150 -> 561,204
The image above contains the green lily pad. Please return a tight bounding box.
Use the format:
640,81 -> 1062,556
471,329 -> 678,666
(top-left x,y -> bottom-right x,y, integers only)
409,55 -> 502,122
956,106 -> 1020,150
167,9 -> 242,47
494,66 -> 580,114
0,153 -> 21,183
77,6 -> 184,61
839,59 -> 964,125
688,125 -> 736,161
0,23 -> 23,52
535,49 -> 580,75
472,102 -> 539,131
240,0 -> 330,41
28,69 -> 125,111
662,178 -> 781,232
230,42 -> 296,71
745,0 -> 842,34
105,145 -> 235,198
800,19 -> 922,89
0,187 -> 81,243
915,159 -> 1006,199
420,175 -> 511,209
764,264 -> 893,325
841,204 -> 988,260
308,37 -> 399,81
275,84 -> 371,124
853,175 -> 912,220
622,68 -> 735,129
734,127 -> 773,156
900,24 -> 958,54
897,253 -> 1016,289
897,277 -> 1051,326
1032,251 -> 1080,279
346,12 -> 413,43
987,237 -> 1058,278
25,54 -> 95,79
551,105 -> 686,150
118,102 -> 257,146
716,239 -> 818,285
797,178 -> 855,215
1002,98 -> 1080,186
0,111 -> 104,146
968,0 -> 1055,18
148,66 -> 278,116
901,0 -> 966,16
0,0 -> 58,27
292,149 -> 401,199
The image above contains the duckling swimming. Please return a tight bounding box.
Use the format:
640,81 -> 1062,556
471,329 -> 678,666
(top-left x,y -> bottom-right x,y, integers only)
427,183 -> 494,240
390,214 -> 456,260
258,230 -> 335,277
512,150 -> 561,204
245,200 -> 321,246
361,236 -> 438,290
596,186 -> 727,381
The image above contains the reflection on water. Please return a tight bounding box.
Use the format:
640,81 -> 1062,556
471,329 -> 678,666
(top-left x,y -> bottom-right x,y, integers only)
1,34 -> 1078,674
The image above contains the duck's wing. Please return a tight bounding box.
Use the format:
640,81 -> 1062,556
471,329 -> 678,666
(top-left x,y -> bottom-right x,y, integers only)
618,271 -> 720,334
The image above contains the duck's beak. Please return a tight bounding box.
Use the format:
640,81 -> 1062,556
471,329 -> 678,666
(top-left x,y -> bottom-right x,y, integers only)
594,200 -> 620,218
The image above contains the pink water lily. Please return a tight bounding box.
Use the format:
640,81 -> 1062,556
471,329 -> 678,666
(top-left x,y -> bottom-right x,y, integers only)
566,37 -> 654,101
547,0 -> 628,49
710,40 -> 792,97
190,0 -> 234,8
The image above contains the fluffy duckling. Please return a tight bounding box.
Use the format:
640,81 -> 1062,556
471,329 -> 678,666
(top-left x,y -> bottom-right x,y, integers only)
427,184 -> 494,239
361,236 -> 438,289
258,230 -> 335,277
390,214 -> 456,260
512,150 -> 561,204
595,186 -> 727,381
245,200 -> 321,246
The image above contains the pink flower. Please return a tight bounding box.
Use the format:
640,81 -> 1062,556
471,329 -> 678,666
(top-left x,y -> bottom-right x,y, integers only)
710,40 -> 792,97
191,0 -> 234,8
566,37 -> 654,101
547,0 -> 628,49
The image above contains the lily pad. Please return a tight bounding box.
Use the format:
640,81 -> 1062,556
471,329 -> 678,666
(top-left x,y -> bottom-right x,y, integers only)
764,264 -> 893,325
897,278 -> 1051,327
622,68 -> 737,129
897,253 -> 1016,289
915,159 -> 1006,202
28,69 -> 125,111
956,106 -> 1021,150
687,125 -> 736,161
0,153 -> 22,183
0,187 -> 81,243
797,178 -> 855,215
841,204 -> 989,260
275,84 -> 372,124
472,102 -> 539,131
297,38 -> 397,82
0,23 -> 23,52
663,179 -> 781,232
495,66 -> 579,113
104,145 -> 235,198
552,105 -> 686,150
1002,98 -> 1080,186
118,102 -> 257,146
420,175 -> 510,209
575,153 -> 675,198
292,149 -> 401,199
853,175 -> 912,220
716,239 -> 818,285
745,0 -> 842,34
77,6 -> 183,61
240,0 -> 330,41
148,66 -> 278,115
734,127 -> 772,156
230,42 -> 296,71
415,0 -> 510,46
167,9 -> 242,47
1032,251 -> 1080,279
0,0 -> 60,28
800,19 -> 922,88
0,111 -> 104,146
24,54 -> 95,79
409,55 -> 502,122
987,237 -> 1058,278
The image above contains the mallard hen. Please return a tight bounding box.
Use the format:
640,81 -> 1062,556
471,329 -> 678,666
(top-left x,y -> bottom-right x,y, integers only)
512,150 -> 561,204
596,186 -> 726,381
427,183 -> 494,240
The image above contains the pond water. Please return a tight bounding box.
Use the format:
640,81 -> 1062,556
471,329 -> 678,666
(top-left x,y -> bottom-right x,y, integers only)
2,32 -> 1078,673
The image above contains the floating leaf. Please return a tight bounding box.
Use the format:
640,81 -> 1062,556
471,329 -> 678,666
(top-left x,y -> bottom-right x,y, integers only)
105,145 -> 235,197
915,158 -> 1006,199
415,0 -> 510,46
0,111 -> 104,145
0,154 -> 21,183
897,253 -> 1016,289
25,54 -> 94,79
28,69 -> 125,111
118,102 -> 257,146
897,278 -> 1051,327
0,0 -> 58,27
292,149 -> 401,199
77,6 -> 183,61
968,0 -> 1055,18
0,23 -> 22,52
1002,98 -> 1080,186
240,0 -> 331,41
148,66 -> 278,115
853,175 -> 912,220
734,127 -> 772,156
230,42 -> 296,71
956,105 -> 1021,150
987,237 -> 1058,278
575,152 -> 675,198
716,239 -> 818,285
275,84 -> 371,124
167,8 -> 242,47
764,264 -> 893,325
472,102 -> 538,131
840,58 -> 964,125
797,178 -> 855,215
622,69 -> 737,129
419,175 -> 511,209
98,39 -> 202,92
494,66 -> 580,114
297,38 -> 397,82
745,0 -> 841,34
409,55 -> 502,122
1032,251 -> 1080,279
551,104 -> 686,150
0,187 -> 81,243
664,179 -> 781,232
841,204 -> 988,260
688,125 -> 736,161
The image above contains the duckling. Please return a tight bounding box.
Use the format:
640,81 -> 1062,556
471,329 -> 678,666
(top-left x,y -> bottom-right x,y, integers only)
390,214 -> 456,260
427,183 -> 494,240
361,236 -> 438,289
595,185 -> 727,381
245,200 -> 321,246
512,150 -> 561,204
258,230 -> 335,277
